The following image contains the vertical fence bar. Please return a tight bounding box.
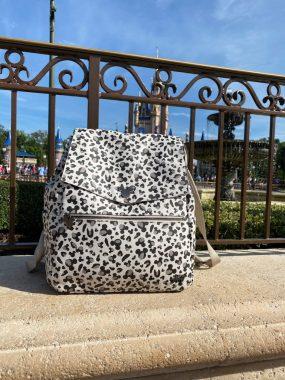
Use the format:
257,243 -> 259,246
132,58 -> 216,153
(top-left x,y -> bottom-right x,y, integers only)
188,107 -> 196,175
239,113 -> 250,239
47,94 -> 56,178
87,56 -> 100,129
214,110 -> 225,241
48,11 -> 56,179
160,104 -> 167,135
9,91 -> 17,244
128,101 -> 134,133
264,115 -> 276,239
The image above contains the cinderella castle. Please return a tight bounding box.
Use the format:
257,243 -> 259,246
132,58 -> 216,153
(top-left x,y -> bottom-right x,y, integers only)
133,75 -> 170,135
134,102 -> 169,135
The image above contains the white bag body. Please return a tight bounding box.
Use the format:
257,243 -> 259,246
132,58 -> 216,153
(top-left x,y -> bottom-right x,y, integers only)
38,129 -> 219,293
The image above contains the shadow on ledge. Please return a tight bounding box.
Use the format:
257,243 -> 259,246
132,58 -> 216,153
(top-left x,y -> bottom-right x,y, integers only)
0,255 -> 55,295
134,358 -> 285,380
1,250 -> 285,295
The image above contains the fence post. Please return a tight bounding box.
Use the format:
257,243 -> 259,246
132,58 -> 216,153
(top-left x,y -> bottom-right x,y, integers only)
128,102 -> 134,133
188,107 -> 196,175
214,110 -> 225,241
240,113 -> 250,239
160,104 -> 167,134
264,115 -> 276,238
87,56 -> 100,129
9,91 -> 17,244
47,94 -> 56,178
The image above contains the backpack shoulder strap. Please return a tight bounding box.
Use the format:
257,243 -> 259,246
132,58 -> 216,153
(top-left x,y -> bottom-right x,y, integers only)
26,231 -> 45,272
186,167 -> 221,268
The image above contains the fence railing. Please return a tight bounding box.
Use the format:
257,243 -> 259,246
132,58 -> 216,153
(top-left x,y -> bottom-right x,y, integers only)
0,36 -> 285,250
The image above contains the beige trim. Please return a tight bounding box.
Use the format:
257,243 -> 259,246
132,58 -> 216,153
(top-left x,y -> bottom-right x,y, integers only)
186,169 -> 221,267
26,231 -> 45,273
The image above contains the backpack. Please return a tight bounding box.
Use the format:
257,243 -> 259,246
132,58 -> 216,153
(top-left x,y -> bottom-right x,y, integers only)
27,129 -> 220,293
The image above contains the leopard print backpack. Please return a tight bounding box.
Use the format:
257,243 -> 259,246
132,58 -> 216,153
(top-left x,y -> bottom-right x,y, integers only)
27,129 -> 220,293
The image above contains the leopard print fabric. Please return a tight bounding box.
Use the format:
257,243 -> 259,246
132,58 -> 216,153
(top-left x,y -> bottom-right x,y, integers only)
43,129 -> 196,293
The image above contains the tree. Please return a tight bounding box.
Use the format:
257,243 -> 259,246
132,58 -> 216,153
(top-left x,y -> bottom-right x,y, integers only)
17,130 -> 29,150
0,127 -> 49,165
17,130 -> 48,165
276,142 -> 285,180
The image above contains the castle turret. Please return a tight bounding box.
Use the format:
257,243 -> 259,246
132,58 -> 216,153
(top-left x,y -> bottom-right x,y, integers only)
133,75 -> 169,135
124,123 -> 128,133
185,133 -> 189,142
134,103 -> 140,127
55,127 -> 63,165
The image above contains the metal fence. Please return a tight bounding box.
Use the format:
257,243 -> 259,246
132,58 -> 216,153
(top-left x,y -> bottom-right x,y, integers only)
0,36 -> 285,250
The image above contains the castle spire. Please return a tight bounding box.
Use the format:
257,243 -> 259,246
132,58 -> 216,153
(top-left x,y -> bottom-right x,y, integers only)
55,127 -> 63,150
55,127 -> 63,165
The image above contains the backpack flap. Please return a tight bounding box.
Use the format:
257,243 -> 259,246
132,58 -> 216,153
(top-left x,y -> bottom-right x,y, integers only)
61,129 -> 189,204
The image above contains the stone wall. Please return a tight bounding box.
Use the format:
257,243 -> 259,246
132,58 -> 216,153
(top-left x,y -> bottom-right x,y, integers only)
0,250 -> 284,379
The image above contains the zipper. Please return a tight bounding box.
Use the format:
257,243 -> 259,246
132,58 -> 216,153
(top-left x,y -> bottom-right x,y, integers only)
63,213 -> 186,229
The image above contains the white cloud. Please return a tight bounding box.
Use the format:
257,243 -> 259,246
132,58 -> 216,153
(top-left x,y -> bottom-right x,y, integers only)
60,39 -> 77,46
155,0 -> 175,9
214,0 -> 238,21
171,111 -> 190,118
0,19 -> 16,35
213,0 -> 257,22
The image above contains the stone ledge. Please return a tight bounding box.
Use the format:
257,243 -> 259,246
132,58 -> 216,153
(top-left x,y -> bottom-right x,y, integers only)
0,249 -> 284,379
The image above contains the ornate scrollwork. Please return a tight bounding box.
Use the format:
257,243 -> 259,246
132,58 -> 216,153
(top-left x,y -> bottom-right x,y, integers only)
171,74 -> 223,104
223,78 -> 267,109
99,61 -> 285,112
1,48 -> 285,113
152,69 -> 177,99
0,49 -> 88,90
100,63 -> 224,104
222,78 -> 285,111
100,63 -> 151,97
100,63 -> 179,99
0,49 -> 28,84
263,82 -> 285,111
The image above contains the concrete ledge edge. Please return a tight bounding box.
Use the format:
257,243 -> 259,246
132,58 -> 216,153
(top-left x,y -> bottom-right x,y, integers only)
1,321 -> 284,380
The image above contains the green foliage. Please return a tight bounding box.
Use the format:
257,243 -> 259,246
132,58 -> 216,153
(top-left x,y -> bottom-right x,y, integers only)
0,180 -> 9,230
269,203 -> 285,238
16,181 -> 45,240
17,130 -> 48,165
0,180 -> 45,241
0,183 -> 285,243
276,141 -> 285,180
201,200 -> 285,239
0,128 -> 49,165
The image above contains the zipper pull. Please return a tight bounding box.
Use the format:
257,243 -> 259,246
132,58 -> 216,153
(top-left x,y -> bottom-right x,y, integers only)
63,214 -> 75,229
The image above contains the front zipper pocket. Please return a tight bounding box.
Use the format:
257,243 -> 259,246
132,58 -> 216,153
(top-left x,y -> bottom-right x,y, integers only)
63,213 -> 187,229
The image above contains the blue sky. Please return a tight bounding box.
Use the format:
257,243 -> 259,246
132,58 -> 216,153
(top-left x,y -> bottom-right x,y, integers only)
1,0 -> 285,141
